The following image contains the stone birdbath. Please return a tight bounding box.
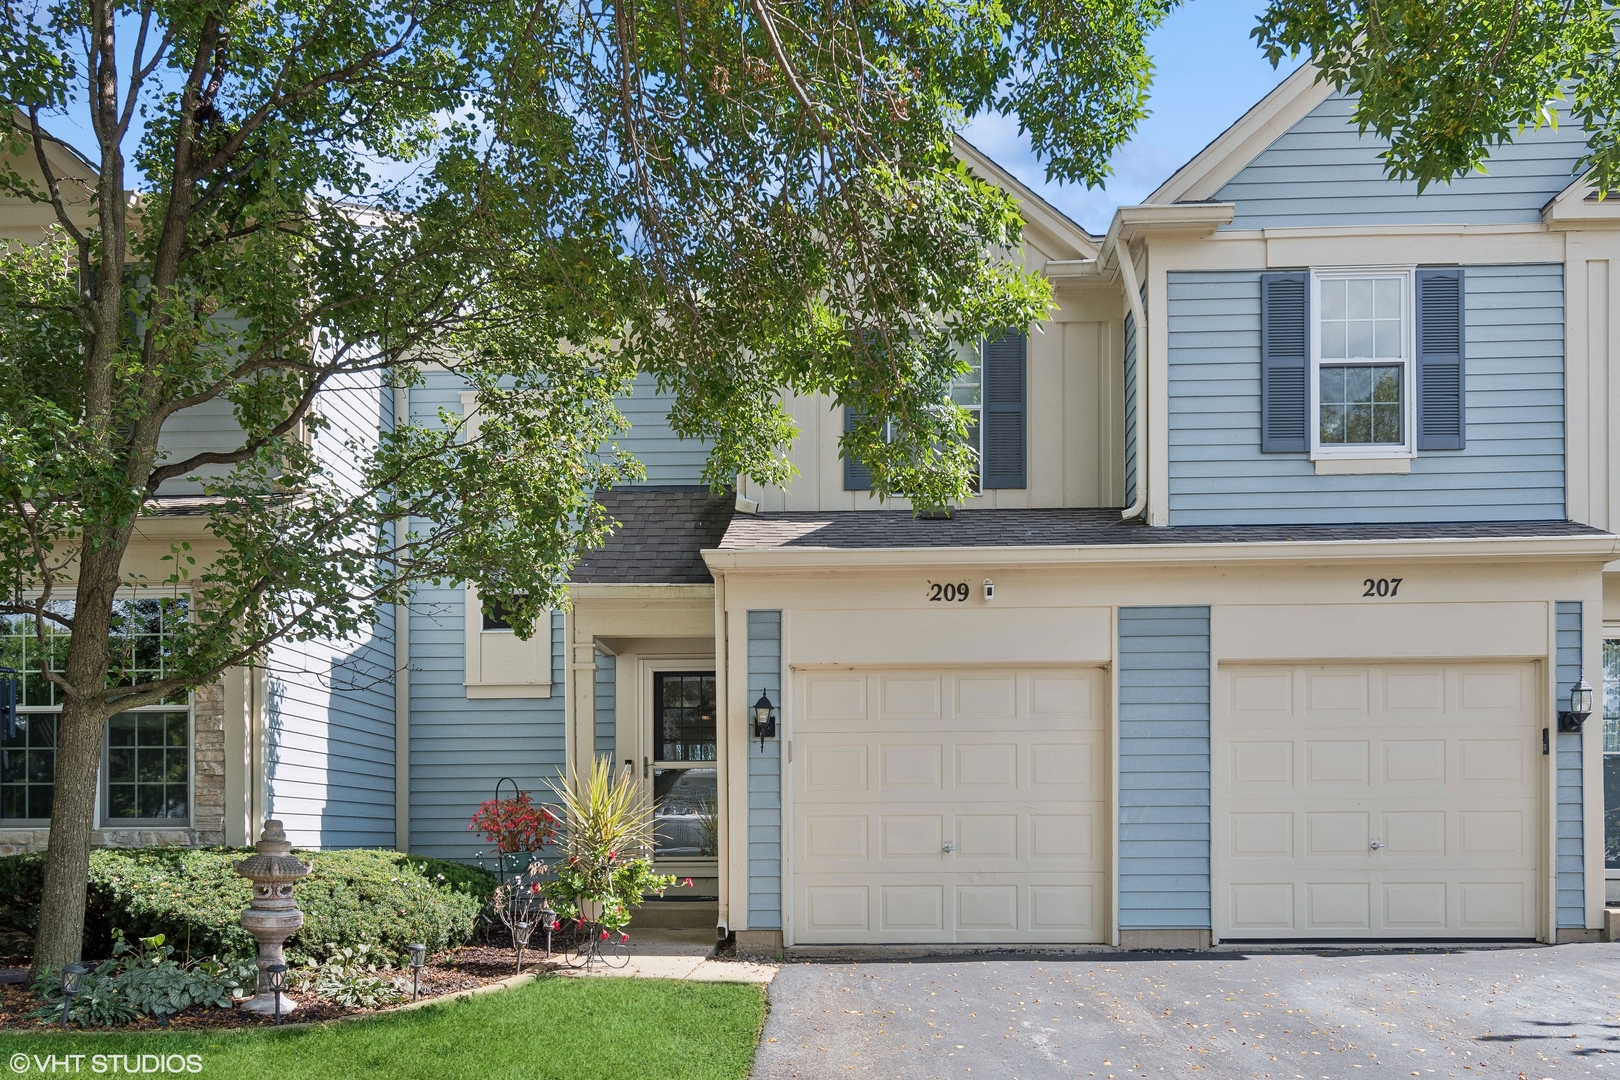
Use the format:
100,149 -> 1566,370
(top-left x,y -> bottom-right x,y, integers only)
233,820 -> 311,1016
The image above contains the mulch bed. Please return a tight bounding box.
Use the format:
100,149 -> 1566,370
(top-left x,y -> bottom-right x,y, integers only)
0,945 -> 561,1032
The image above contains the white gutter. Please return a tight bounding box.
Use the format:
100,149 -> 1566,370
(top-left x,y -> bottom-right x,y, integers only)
392,383 -> 411,854
701,532 -> 1620,573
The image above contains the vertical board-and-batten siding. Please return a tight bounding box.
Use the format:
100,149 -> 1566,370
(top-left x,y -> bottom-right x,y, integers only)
265,370 -> 397,849
1165,265 -> 1564,525
1123,311 -> 1138,507
1118,607 -> 1211,930
1215,92 -> 1588,230
1556,601 -> 1584,928
746,611 -> 783,930
406,371 -> 567,861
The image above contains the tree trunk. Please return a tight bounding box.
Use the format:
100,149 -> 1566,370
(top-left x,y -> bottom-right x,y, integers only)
29,543 -> 123,979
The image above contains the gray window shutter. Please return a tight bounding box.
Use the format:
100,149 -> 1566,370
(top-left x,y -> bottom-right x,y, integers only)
1416,267 -> 1466,450
981,330 -> 1027,489
1260,272 -> 1309,453
843,406 -> 872,491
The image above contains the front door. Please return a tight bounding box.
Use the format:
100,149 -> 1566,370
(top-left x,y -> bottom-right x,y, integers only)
649,671 -> 718,866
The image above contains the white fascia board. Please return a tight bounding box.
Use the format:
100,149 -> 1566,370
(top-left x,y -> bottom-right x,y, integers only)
1543,172 -> 1620,229
703,533 -> 1619,573
1144,61 -> 1333,206
567,582 -> 717,600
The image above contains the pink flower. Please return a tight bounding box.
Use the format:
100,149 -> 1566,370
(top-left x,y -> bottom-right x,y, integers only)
551,920 -> 560,930
600,930 -> 610,940
607,850 -> 616,860
619,932 -> 629,942
682,877 -> 694,888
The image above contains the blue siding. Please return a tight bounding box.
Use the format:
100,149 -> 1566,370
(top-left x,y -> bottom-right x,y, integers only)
1217,92 -> 1588,230
1118,606 -> 1211,930
610,372 -> 712,485
407,372 -> 568,861
1556,601 -> 1585,929
265,370 -> 398,850
1124,310 -> 1138,507
595,653 -> 616,757
746,611 -> 783,930
1166,265 -> 1565,525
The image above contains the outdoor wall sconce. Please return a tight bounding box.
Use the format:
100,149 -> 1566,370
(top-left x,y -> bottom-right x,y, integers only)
1559,676 -> 1595,733
753,691 -> 777,749
408,943 -> 426,1001
266,963 -> 288,1024
983,579 -> 995,601
61,963 -> 85,1030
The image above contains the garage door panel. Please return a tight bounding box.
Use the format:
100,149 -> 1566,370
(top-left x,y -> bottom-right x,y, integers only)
792,665 -> 1108,945
1215,662 -> 1539,940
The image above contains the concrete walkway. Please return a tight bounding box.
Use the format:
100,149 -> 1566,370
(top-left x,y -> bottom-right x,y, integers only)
557,929 -> 777,984
752,942 -> 1620,1079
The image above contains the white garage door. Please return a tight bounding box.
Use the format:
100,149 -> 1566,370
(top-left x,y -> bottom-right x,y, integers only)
1214,663 -> 1541,940
790,666 -> 1108,944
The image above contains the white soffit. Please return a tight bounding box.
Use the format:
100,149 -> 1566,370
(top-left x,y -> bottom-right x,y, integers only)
1144,60 -> 1332,206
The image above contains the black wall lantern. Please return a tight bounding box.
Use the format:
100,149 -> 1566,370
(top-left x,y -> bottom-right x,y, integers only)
752,691 -> 777,750
1559,676 -> 1595,733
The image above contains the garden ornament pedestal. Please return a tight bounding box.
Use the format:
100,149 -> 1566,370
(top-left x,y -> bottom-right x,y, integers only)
234,820 -> 311,1016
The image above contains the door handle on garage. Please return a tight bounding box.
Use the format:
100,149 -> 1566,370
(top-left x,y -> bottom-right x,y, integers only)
1369,839 -> 1385,850
942,843 -> 955,854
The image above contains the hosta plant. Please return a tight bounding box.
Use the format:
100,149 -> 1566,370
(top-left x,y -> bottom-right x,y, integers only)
32,932 -> 255,1027
294,943 -> 407,1008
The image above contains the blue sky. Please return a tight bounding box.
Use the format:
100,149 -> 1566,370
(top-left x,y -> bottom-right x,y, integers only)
963,0 -> 1299,234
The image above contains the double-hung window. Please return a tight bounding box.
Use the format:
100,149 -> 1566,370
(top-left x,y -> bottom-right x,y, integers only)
1311,269 -> 1415,459
0,597 -> 191,826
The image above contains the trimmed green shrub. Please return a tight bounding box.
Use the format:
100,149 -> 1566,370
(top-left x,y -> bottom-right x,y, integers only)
0,848 -> 494,964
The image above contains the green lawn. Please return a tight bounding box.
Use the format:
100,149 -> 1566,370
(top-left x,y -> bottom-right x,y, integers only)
0,977 -> 766,1080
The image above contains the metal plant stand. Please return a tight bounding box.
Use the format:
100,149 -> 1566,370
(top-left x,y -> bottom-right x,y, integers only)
561,900 -> 629,970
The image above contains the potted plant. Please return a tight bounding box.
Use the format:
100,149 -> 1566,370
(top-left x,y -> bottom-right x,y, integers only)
544,758 -> 676,937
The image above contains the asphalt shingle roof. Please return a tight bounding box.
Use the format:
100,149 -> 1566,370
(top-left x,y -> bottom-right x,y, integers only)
572,487 -> 734,584
719,507 -> 1611,550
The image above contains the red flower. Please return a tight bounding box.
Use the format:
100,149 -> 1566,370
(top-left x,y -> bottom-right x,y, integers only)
600,930 -> 610,940
607,850 -> 616,860
681,877 -> 694,888
551,920 -> 560,930
619,932 -> 629,942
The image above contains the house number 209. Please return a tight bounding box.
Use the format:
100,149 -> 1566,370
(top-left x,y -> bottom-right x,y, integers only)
928,582 -> 970,602
1362,577 -> 1403,597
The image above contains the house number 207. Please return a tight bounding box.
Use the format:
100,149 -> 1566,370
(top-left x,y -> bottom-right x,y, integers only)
1362,577 -> 1403,597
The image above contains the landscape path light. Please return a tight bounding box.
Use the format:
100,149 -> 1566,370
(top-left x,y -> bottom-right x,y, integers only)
265,964 -> 287,1025
60,963 -> 85,1030
408,943 -> 426,1001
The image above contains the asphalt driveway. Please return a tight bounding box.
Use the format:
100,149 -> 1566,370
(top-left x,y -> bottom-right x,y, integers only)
751,943 -> 1620,1079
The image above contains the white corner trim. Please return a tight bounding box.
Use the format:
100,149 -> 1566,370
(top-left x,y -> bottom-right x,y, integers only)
1314,456 -> 1412,475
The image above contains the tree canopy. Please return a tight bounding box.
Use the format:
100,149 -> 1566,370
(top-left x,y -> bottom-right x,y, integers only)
0,0 -> 1179,970
1254,0 -> 1620,192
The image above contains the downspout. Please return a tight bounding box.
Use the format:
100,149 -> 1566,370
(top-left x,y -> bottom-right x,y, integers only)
393,383 -> 411,853
1110,237 -> 1149,522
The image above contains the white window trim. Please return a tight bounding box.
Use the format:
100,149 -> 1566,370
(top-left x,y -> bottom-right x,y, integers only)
1308,266 -> 1418,462
463,584 -> 552,699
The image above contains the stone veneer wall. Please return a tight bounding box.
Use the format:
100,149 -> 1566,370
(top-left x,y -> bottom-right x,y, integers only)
0,676 -> 228,856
